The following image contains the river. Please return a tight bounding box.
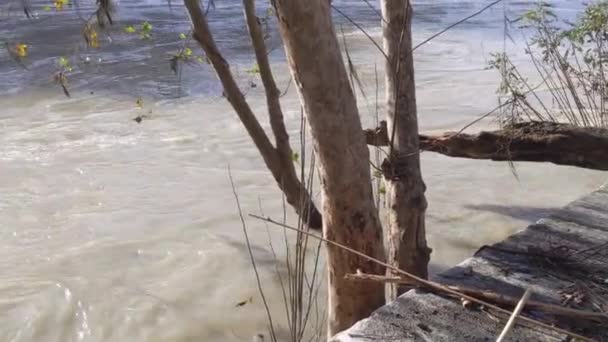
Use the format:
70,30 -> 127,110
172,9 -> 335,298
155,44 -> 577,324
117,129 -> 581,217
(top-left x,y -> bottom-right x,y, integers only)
0,0 -> 605,341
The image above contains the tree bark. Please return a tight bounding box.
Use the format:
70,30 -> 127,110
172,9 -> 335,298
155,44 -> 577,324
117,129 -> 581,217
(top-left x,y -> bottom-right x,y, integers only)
419,121 -> 608,170
381,0 -> 431,300
184,0 -> 322,229
366,120 -> 608,171
273,0 -> 386,336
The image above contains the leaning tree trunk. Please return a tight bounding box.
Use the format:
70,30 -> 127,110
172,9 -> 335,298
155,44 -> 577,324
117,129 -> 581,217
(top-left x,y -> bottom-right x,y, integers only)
366,120 -> 608,171
381,0 -> 431,299
184,0 -> 322,229
273,0 -> 386,336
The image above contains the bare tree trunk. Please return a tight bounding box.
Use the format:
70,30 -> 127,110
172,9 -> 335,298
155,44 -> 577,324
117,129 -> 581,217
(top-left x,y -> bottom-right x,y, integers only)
184,0 -> 322,229
273,0 -> 385,336
381,0 -> 431,300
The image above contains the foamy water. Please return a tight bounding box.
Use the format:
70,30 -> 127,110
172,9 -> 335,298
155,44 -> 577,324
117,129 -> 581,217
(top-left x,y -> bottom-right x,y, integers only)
0,0 -> 605,341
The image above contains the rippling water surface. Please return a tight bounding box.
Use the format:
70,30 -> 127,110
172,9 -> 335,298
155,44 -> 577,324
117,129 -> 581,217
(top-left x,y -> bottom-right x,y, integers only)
0,0 -> 605,341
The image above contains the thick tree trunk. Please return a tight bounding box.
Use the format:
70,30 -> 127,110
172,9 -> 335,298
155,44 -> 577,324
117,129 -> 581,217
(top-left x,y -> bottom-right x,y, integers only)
366,121 -> 608,171
273,0 -> 386,336
184,0 -> 322,229
381,0 -> 431,300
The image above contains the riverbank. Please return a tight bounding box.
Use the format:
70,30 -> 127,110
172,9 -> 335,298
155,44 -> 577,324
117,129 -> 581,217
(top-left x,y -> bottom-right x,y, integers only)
334,184 -> 608,341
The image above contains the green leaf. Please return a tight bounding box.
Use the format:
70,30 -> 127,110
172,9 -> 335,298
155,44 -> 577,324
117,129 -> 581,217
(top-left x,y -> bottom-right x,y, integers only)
183,47 -> 192,57
378,185 -> 386,195
124,25 -> 136,33
139,22 -> 153,39
247,63 -> 260,74
141,21 -> 153,33
58,56 -> 70,67
179,32 -> 187,40
291,152 -> 299,162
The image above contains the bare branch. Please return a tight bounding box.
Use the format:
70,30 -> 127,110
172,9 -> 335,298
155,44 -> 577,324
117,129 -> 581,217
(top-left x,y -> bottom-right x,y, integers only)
346,272 -> 607,323
242,0 -> 292,163
185,0 -> 279,166
330,5 -> 388,61
184,0 -> 322,229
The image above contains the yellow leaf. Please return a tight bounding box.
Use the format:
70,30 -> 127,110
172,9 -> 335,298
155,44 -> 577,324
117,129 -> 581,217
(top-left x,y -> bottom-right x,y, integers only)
15,43 -> 28,58
90,33 -> 99,48
183,47 -> 192,57
58,56 -> 69,67
84,25 -> 99,48
54,0 -> 68,10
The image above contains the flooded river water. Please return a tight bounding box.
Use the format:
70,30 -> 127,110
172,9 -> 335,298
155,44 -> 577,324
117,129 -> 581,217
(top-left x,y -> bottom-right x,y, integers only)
0,0 -> 605,340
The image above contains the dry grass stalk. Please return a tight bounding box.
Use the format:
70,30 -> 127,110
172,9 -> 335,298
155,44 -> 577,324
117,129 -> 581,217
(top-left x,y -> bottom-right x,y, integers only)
496,288 -> 532,342
345,272 -> 608,323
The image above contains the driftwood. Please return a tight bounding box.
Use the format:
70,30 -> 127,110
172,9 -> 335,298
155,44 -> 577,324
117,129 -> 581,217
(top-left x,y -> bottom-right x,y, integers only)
365,121 -> 608,171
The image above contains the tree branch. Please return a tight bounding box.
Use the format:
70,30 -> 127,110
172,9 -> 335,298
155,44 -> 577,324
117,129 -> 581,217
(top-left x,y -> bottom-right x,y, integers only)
367,121 -> 608,171
184,0 -> 322,228
345,272 -> 607,323
185,0 -> 278,166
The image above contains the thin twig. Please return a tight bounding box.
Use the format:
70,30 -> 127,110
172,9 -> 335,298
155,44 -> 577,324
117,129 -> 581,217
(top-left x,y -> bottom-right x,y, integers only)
228,168 -> 278,342
346,273 -> 608,322
258,197 -> 292,335
331,4 -> 389,61
359,0 -> 386,24
413,0 -> 503,52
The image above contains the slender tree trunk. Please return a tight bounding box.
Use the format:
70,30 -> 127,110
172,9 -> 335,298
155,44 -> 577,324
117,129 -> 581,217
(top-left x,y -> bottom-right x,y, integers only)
273,0 -> 386,336
381,0 -> 431,300
184,0 -> 322,229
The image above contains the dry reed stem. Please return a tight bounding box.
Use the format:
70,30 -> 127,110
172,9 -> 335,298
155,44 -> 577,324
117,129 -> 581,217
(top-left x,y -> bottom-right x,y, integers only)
496,288 -> 532,342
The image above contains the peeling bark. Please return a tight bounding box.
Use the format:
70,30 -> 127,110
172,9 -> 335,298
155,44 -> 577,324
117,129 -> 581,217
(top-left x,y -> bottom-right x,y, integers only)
273,0 -> 385,336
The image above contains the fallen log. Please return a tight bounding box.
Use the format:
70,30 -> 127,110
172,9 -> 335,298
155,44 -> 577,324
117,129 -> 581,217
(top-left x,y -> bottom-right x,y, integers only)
365,121 -> 608,171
